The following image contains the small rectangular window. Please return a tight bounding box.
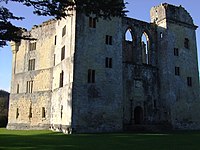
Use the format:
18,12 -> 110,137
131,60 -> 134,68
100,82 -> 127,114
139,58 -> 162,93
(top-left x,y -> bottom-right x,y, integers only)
174,48 -> 179,56
62,25 -> 66,37
59,71 -> 64,88
28,59 -> 35,71
17,84 -> 19,94
105,57 -> 112,68
61,105 -> 63,119
26,81 -> 33,93
89,17 -> 96,28
88,69 -> 95,83
187,77 -> 192,87
42,107 -> 46,118
16,108 -> 19,119
54,35 -> 57,45
61,46 -> 65,61
54,54 -> 56,66
184,38 -> 189,49
160,32 -> 163,39
30,42 -> 36,51
175,67 -> 180,76
29,106 -> 32,118
106,35 -> 112,45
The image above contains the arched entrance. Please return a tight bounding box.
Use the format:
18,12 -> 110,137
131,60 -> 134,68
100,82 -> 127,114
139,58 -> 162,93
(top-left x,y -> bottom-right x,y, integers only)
134,106 -> 143,124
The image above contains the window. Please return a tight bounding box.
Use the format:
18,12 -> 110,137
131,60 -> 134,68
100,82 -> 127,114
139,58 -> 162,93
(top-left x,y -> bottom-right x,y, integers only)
61,46 -> 65,61
54,35 -> 57,45
175,67 -> 180,76
160,32 -> 163,39
16,108 -> 19,119
174,48 -> 179,56
29,106 -> 32,118
59,71 -> 64,88
17,84 -> 19,94
30,42 -> 36,51
106,35 -> 112,45
42,107 -> 46,118
184,38 -> 189,49
141,32 -> 150,64
187,77 -> 192,87
105,57 -> 112,68
26,81 -> 33,93
53,54 -> 56,66
89,17 -> 96,28
61,105 -> 63,119
28,59 -> 35,71
88,69 -> 95,83
62,25 -> 66,37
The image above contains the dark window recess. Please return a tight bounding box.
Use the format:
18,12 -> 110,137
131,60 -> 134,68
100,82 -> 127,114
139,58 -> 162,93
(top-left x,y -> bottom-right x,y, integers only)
160,32 -> 163,39
89,17 -> 96,28
54,54 -> 56,66
26,81 -> 33,93
54,35 -> 57,45
105,57 -> 112,68
28,59 -> 35,71
29,106 -> 32,118
88,69 -> 95,83
61,46 -> 65,61
175,67 -> 180,76
187,77 -> 192,87
174,48 -> 179,56
61,105 -> 63,119
62,25 -> 66,37
106,35 -> 112,45
16,108 -> 19,119
42,107 -> 46,118
184,38 -> 189,49
30,42 -> 36,51
17,84 -> 19,94
59,71 -> 64,88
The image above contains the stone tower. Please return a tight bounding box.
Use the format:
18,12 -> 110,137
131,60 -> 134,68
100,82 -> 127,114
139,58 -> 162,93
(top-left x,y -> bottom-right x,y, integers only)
151,3 -> 200,129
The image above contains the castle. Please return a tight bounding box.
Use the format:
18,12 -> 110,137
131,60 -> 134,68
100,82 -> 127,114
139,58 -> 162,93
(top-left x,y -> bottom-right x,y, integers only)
7,2 -> 200,133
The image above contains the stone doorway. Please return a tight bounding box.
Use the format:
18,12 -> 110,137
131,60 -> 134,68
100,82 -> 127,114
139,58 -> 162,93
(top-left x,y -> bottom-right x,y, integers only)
134,106 -> 143,124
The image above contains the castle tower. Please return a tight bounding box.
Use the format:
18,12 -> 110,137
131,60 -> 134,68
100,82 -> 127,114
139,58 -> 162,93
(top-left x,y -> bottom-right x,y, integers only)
151,4 -> 200,129
71,0 -> 124,133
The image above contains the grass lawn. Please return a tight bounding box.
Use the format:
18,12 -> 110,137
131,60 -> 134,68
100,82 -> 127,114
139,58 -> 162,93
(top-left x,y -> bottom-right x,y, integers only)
0,128 -> 200,150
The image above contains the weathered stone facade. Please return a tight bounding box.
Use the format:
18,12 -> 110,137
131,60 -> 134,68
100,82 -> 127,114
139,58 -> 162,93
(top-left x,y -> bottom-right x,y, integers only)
7,3 -> 200,133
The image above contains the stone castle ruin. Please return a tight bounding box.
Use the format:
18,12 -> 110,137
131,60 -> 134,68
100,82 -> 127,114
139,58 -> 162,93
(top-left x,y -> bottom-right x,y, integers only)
7,2 -> 200,133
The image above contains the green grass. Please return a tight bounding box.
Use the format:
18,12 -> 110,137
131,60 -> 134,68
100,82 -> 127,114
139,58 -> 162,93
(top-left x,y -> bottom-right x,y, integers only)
0,128 -> 200,150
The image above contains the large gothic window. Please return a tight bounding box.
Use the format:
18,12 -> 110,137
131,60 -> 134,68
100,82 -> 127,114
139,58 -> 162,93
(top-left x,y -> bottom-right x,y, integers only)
141,32 -> 150,64
124,28 -> 135,63
125,29 -> 133,42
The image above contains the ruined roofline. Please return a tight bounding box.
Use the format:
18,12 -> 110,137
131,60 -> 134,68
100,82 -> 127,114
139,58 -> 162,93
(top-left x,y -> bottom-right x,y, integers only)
152,3 -> 196,27
124,17 -> 151,25
31,18 -> 57,30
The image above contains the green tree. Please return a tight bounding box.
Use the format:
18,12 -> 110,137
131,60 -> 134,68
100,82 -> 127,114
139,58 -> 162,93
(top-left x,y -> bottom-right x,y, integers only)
0,0 -> 127,47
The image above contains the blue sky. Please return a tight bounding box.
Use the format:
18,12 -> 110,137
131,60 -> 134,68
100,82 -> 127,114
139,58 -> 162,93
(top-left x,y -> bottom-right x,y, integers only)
0,0 -> 199,91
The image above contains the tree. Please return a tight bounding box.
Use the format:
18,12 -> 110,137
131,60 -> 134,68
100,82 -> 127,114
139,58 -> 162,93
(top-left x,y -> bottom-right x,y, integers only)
0,0 -> 127,47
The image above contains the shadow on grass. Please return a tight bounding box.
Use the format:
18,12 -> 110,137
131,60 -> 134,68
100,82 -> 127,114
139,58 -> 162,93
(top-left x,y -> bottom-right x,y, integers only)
1,129 -> 200,150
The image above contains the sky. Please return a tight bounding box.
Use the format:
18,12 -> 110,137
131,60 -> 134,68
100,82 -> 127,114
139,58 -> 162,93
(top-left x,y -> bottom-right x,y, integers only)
0,0 -> 199,92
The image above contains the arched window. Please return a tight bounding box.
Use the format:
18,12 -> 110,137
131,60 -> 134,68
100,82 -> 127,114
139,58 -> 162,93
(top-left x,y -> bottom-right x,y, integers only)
125,29 -> 133,42
141,32 -> 150,64
123,28 -> 135,63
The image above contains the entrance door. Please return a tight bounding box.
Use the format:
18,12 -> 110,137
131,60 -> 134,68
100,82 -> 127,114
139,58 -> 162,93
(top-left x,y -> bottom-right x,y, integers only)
134,106 -> 143,124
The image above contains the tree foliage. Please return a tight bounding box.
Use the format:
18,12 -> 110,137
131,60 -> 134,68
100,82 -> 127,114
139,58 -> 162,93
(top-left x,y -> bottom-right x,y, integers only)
0,0 -> 127,47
